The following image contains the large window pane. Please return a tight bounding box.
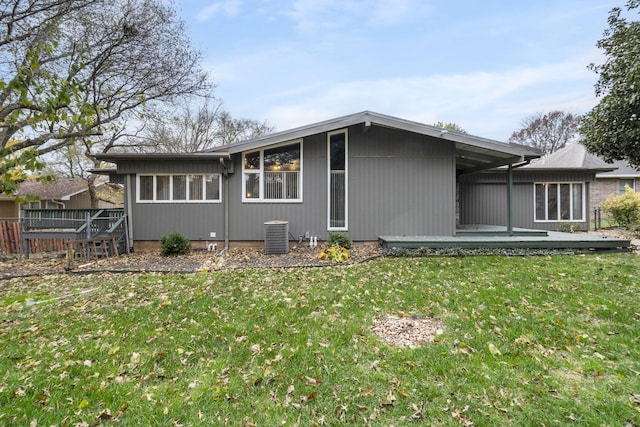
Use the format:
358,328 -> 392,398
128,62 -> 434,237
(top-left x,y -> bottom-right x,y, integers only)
173,175 -> 187,200
156,176 -> 170,200
560,184 -> 571,220
572,184 -> 583,220
535,184 -> 545,221
547,184 -> 558,220
245,174 -> 259,199
330,171 -> 346,228
205,175 -> 220,200
264,171 -> 283,199
330,133 -> 346,170
243,143 -> 301,201
140,176 -> 153,200
244,151 -> 260,169
264,144 -> 300,171
189,175 -> 203,200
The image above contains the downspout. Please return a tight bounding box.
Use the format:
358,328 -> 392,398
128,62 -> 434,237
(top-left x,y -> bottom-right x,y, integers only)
507,164 -> 513,235
220,157 -> 229,253
126,174 -> 134,250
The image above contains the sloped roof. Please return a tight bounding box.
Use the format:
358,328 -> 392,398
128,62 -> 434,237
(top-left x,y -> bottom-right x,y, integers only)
1,178 -> 89,200
596,159 -> 640,178
522,143 -> 615,172
209,111 -> 541,173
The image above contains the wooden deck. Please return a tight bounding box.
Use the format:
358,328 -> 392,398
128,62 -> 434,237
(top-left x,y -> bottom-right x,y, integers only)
379,225 -> 631,251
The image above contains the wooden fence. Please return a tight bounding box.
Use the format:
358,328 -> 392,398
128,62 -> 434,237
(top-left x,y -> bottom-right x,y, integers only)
0,220 -> 68,255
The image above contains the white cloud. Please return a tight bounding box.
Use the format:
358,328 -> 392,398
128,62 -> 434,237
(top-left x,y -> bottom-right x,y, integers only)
196,0 -> 242,21
260,53 -> 601,140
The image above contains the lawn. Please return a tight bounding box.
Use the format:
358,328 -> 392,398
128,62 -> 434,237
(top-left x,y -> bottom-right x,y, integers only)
1,254 -> 639,426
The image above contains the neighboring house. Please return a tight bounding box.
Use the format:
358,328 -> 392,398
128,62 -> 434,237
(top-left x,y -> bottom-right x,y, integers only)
459,143 -> 615,231
0,178 -> 123,219
592,160 -> 640,209
96,111 -> 542,249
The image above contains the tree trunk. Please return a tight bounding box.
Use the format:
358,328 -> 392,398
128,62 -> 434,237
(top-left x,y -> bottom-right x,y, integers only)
87,174 -> 99,208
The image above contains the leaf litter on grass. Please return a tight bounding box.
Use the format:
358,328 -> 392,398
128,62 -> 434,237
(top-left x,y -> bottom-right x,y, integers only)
1,254 -> 639,425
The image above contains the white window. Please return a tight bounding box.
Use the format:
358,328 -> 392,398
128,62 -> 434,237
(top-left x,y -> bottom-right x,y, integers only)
534,182 -> 584,222
137,174 -> 221,203
242,141 -> 302,202
619,179 -> 635,193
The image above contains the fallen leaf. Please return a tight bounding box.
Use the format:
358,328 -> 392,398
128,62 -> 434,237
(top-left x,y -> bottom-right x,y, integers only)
488,343 -> 502,356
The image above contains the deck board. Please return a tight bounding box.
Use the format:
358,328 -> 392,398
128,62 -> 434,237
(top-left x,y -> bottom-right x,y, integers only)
379,228 -> 630,251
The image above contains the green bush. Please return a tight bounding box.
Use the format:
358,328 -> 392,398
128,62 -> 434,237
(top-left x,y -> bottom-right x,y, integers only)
160,231 -> 191,256
327,231 -> 352,249
601,185 -> 640,228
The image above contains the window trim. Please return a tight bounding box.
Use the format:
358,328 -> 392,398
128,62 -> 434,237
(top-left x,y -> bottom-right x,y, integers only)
136,173 -> 222,203
533,182 -> 585,222
241,140 -> 303,203
327,129 -> 348,231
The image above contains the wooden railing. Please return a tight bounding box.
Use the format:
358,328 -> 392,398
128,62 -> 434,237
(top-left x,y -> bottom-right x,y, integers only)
18,209 -> 128,258
22,209 -> 124,232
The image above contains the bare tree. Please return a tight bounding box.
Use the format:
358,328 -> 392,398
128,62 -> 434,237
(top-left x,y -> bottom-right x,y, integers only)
1,0 -> 211,194
136,100 -> 275,153
508,111 -> 581,155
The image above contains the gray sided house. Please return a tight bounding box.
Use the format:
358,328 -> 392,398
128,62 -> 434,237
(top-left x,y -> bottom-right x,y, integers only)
459,143 -> 615,232
97,111 -> 541,249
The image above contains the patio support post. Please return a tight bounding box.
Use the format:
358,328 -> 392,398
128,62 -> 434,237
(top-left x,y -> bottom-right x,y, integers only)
507,164 -> 514,235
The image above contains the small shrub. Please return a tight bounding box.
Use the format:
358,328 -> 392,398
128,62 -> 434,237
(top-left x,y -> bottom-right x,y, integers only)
327,231 -> 352,249
160,231 -> 191,256
601,186 -> 640,229
319,245 -> 350,263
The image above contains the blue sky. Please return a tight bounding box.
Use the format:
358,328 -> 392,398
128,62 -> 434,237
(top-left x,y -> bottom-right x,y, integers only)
176,0 -> 617,141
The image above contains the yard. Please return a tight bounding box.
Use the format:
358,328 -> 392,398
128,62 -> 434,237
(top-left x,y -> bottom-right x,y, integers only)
1,253 -> 639,426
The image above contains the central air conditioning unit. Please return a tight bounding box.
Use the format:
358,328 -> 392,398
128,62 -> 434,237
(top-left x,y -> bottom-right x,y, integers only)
264,220 -> 289,254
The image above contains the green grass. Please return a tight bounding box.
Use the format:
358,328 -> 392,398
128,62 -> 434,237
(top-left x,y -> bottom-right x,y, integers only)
1,254 -> 639,426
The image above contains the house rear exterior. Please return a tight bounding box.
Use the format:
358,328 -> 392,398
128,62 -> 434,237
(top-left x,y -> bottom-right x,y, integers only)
97,111 -> 541,249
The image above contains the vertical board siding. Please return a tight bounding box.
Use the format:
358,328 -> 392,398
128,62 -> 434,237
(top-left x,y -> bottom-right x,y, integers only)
129,125 -> 459,242
348,126 -> 455,237
460,173 -> 591,231
227,125 -> 456,241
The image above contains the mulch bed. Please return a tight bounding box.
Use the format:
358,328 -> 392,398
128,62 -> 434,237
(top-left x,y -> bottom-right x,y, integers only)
2,229 -> 638,279
0,242 -> 383,279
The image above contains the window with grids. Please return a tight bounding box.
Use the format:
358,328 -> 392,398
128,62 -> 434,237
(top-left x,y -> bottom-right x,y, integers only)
242,142 -> 302,202
138,174 -> 221,202
534,182 -> 584,221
